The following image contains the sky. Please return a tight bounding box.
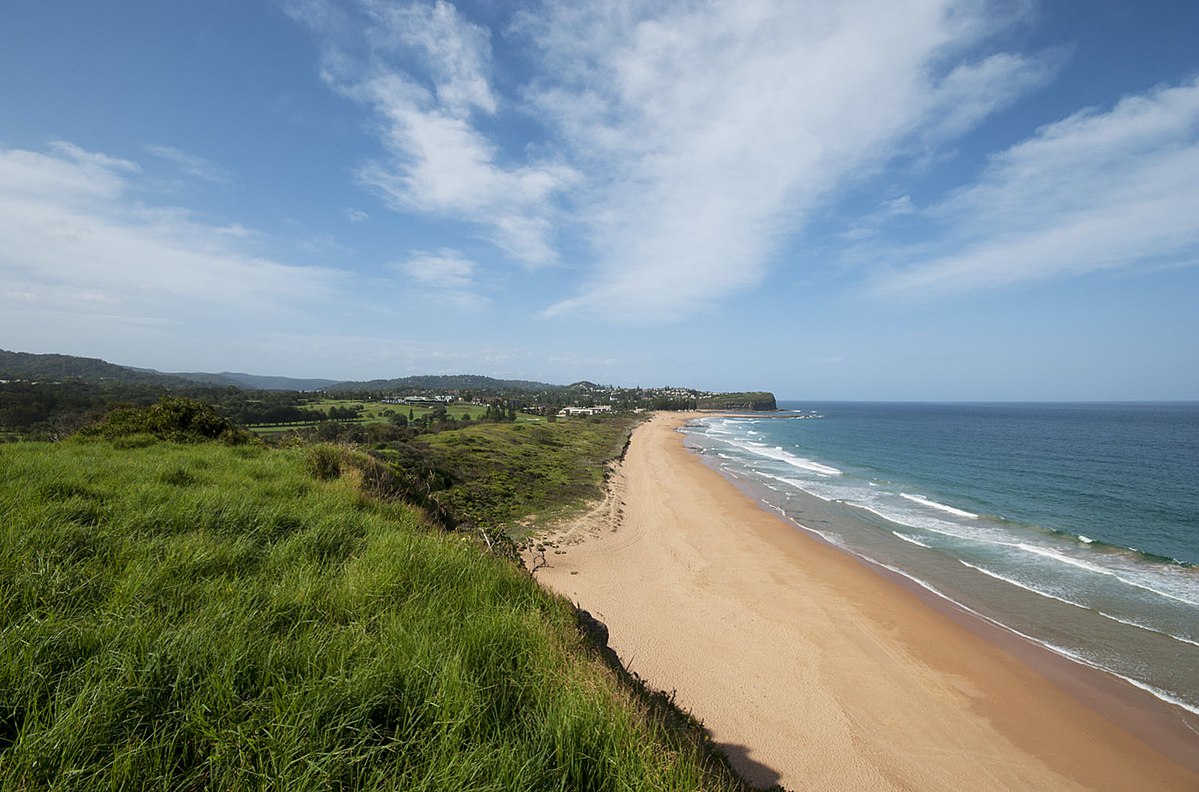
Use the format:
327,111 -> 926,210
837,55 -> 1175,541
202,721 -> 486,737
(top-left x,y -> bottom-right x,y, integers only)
1,0 -> 1197,401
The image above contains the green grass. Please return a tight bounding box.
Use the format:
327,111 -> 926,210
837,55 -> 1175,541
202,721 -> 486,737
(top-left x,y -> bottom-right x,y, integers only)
407,415 -> 638,536
246,400 -> 523,434
0,438 -> 742,791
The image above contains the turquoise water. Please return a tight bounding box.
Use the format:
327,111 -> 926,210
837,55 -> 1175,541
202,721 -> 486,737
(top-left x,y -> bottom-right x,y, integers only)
682,402 -> 1199,716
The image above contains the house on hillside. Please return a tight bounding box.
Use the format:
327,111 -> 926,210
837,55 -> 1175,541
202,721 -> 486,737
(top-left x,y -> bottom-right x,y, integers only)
400,396 -> 453,407
557,405 -> 613,417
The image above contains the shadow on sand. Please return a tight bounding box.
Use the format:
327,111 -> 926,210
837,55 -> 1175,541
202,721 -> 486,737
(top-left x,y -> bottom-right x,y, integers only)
715,741 -> 786,791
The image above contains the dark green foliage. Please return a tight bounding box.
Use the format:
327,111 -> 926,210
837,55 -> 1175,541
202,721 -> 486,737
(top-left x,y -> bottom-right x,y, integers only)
0,348 -> 191,386
0,380 -> 254,441
0,381 -> 164,440
325,404 -> 362,421
82,396 -> 246,444
696,392 -> 777,411
408,414 -> 639,534
0,348 -> 777,445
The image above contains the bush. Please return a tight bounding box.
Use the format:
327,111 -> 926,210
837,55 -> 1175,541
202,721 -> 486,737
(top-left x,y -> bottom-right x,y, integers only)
305,445 -> 342,480
83,396 -> 245,443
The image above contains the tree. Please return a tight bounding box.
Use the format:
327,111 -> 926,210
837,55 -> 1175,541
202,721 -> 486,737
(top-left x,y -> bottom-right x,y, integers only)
84,396 -> 243,443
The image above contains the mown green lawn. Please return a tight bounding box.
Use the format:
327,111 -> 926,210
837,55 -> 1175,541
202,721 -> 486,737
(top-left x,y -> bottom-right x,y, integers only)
246,400 -> 527,434
0,437 -> 740,791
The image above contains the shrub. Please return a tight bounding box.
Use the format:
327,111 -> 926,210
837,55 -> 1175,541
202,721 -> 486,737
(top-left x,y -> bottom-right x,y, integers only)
83,396 -> 245,443
305,445 -> 343,480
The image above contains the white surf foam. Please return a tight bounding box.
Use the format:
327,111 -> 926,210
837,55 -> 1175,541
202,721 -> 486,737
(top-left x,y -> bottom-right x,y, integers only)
1097,611 -> 1199,648
959,560 -> 1090,609
839,499 -> 1019,549
893,531 -> 932,548
900,492 -> 978,519
1017,544 -> 1199,607
730,442 -> 843,477
1114,676 -> 1199,717
871,562 -> 1199,718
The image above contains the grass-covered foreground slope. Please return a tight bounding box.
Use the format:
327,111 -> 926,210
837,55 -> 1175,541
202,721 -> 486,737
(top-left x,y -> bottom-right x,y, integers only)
0,438 -> 742,790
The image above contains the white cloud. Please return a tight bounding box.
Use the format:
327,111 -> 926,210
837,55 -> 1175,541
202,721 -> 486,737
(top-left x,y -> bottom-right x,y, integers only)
396,248 -> 488,308
0,142 -> 340,328
290,0 -> 1051,322
362,0 -> 497,115
291,0 -> 576,267
522,0 -> 1049,320
145,144 -> 234,184
1,141 -> 135,205
884,195 -> 917,216
876,76 -> 1199,296
345,207 -> 371,223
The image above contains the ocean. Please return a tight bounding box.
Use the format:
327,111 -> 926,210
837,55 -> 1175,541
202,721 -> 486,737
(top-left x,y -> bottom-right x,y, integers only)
681,402 -> 1199,717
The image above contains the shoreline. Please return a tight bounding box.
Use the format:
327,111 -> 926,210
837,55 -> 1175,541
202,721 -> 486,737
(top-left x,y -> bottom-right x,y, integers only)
529,412 -> 1199,791
680,420 -> 1199,772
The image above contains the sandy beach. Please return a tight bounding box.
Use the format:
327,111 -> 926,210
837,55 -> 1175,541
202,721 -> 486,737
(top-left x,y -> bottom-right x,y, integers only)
528,412 -> 1199,791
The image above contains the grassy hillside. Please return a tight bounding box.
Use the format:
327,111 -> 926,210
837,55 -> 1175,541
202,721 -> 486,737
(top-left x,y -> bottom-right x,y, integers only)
0,436 -> 744,790
406,414 -> 638,535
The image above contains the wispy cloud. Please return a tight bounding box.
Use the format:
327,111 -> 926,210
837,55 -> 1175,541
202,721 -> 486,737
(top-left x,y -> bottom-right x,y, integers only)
875,76 -> 1199,296
0,142 -> 339,327
145,144 -> 234,184
527,0 -> 1050,320
289,1 -> 1051,322
287,0 -> 576,267
395,248 -> 488,309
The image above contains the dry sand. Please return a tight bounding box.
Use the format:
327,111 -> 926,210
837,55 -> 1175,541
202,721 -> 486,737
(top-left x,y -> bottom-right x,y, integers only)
528,412 -> 1199,791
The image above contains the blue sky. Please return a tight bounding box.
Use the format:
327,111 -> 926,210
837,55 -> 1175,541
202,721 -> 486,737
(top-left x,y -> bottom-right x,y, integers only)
2,0 -> 1197,400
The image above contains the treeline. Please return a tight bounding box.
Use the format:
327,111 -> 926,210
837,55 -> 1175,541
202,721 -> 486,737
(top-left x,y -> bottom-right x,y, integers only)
0,381 -> 227,440
0,381 -> 515,443
0,383 -> 317,439
697,391 -> 778,411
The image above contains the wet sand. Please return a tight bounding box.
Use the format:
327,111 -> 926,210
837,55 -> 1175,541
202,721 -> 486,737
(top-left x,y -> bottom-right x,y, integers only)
528,412 -> 1199,791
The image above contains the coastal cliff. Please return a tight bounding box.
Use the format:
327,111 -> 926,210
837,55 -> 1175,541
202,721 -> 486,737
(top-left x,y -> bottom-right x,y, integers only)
697,391 -> 777,411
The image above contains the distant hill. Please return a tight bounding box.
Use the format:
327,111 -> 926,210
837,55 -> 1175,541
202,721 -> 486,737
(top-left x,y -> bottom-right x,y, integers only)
165,371 -> 340,391
0,350 -> 189,387
330,374 -> 563,394
0,351 -> 335,392
1,352 -> 558,394
0,351 -> 777,410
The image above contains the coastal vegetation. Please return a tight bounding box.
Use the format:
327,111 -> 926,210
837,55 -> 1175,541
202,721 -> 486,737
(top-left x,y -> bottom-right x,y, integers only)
696,392 -> 777,411
0,398 -> 749,790
414,414 -> 638,535
1,350 -> 776,442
